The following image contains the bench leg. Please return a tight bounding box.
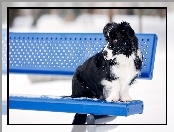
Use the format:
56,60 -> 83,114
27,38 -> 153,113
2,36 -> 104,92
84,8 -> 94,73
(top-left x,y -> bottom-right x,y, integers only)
86,115 -> 117,124
71,115 -> 117,132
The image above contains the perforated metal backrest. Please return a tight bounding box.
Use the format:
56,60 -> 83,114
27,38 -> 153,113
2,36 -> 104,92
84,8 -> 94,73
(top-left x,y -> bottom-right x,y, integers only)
5,30 -> 157,79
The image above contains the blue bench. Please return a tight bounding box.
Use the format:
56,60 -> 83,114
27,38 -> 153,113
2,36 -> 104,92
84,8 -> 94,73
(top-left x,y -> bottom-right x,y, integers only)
2,29 -> 158,124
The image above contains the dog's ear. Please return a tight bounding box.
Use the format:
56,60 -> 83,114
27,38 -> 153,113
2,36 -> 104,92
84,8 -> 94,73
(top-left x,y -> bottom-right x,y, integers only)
118,21 -> 135,39
103,22 -> 118,41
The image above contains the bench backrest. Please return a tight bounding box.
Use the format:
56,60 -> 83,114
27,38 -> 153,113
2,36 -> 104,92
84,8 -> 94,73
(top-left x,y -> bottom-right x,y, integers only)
3,29 -> 157,79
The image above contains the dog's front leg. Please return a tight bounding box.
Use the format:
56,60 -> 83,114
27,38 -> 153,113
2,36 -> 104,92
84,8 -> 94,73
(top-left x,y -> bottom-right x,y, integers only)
120,85 -> 132,102
105,80 -> 121,102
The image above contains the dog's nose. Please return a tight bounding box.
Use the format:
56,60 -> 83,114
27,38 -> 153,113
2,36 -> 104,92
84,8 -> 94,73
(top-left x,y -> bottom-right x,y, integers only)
103,50 -> 108,56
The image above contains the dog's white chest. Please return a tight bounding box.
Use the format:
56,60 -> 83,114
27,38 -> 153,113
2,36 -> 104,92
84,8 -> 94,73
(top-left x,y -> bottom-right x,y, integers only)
101,53 -> 139,99
111,53 -> 138,84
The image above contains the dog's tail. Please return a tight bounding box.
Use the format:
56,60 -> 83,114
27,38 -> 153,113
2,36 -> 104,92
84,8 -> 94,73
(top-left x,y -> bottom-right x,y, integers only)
72,113 -> 87,124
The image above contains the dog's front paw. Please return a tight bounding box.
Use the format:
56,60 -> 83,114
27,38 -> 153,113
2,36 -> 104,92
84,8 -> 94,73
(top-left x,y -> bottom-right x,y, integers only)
120,95 -> 132,102
106,94 -> 119,102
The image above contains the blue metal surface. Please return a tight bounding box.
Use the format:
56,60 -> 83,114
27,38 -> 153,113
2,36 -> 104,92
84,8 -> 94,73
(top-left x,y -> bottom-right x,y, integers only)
9,95 -> 143,116
8,31 -> 158,79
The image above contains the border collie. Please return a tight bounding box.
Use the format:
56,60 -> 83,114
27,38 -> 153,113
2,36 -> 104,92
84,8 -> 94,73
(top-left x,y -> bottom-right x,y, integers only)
71,21 -> 143,124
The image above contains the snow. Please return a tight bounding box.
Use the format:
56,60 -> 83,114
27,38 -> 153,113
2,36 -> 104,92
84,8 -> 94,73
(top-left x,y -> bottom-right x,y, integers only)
2,11 -> 171,131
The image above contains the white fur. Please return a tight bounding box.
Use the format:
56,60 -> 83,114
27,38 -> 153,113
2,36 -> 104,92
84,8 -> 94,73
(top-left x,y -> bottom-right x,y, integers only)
137,48 -> 143,61
103,42 -> 114,60
101,53 -> 139,102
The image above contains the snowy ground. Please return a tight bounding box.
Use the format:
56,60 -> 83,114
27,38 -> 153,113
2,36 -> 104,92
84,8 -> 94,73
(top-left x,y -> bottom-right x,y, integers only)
2,11 -> 171,131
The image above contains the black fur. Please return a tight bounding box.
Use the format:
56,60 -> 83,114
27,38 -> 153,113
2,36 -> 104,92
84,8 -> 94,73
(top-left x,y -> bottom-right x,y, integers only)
71,21 -> 143,124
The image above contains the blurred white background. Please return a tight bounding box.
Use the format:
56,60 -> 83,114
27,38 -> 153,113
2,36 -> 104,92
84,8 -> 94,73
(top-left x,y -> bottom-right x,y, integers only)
1,2 -> 171,132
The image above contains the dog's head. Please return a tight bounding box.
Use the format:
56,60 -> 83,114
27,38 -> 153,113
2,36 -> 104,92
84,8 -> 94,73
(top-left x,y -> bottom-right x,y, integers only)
102,21 -> 139,61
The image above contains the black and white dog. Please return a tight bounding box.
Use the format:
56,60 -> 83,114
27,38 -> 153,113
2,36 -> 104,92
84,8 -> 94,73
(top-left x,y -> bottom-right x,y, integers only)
71,21 -> 143,124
